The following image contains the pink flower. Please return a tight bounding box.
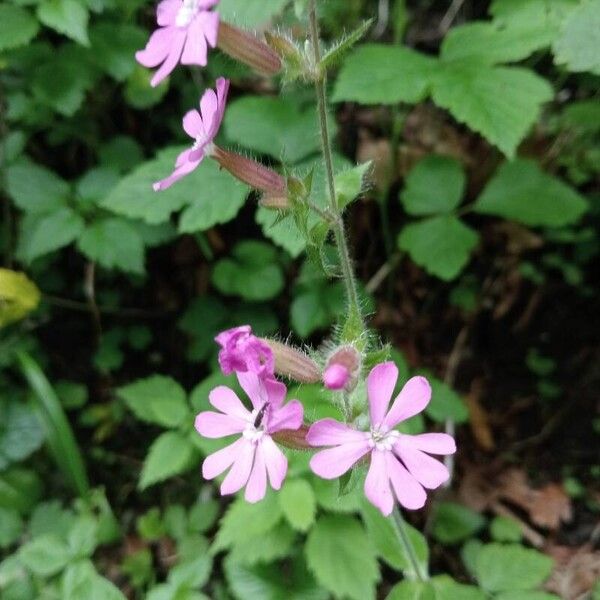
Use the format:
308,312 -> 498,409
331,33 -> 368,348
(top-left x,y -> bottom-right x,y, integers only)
215,325 -> 274,378
307,362 -> 456,516
195,372 -> 303,502
136,0 -> 220,87
153,77 -> 228,191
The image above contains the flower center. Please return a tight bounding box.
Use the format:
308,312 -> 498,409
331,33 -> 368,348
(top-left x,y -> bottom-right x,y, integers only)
368,427 -> 399,451
243,405 -> 268,444
176,0 -> 201,27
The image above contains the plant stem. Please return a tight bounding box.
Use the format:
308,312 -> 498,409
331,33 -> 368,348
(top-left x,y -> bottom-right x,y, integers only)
308,1 -> 363,324
392,507 -> 428,582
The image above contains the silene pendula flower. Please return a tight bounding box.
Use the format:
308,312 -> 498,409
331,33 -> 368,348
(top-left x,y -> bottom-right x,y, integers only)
307,362 -> 456,516
136,0 -> 220,87
153,77 -> 228,191
216,325 -> 274,378
195,372 -> 303,502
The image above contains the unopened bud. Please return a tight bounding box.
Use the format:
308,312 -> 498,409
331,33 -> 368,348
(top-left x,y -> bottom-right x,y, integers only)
323,345 -> 362,391
323,364 -> 350,390
262,339 -> 320,384
217,22 -> 282,76
272,424 -> 311,450
211,146 -> 287,194
259,191 -> 290,210
264,32 -> 305,74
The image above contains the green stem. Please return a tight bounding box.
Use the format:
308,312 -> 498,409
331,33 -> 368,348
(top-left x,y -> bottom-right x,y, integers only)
308,1 -> 363,324
392,507 -> 428,582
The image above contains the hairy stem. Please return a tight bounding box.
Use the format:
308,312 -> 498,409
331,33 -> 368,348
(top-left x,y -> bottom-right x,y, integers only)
392,507 -> 428,582
308,1 -> 363,324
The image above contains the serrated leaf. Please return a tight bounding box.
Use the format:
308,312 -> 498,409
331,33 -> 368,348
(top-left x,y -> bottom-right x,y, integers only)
474,159 -> 588,227
553,0 -> 600,75
278,479 -> 316,532
37,0 -> 89,45
139,431 -> 196,489
400,155 -> 465,216
218,0 -> 288,27
425,376 -> 469,423
62,560 -> 126,600
0,507 -> 23,549
490,516 -> 522,542
333,44 -> 438,105
0,6 -> 39,52
6,162 -> 69,214
431,63 -> 553,158
257,208 -> 306,258
431,575 -> 486,600
118,375 -> 190,429
386,581 -> 435,600
335,162 -> 371,210
19,534 -> 70,577
398,215 -> 479,281
89,23 -> 146,81
431,502 -> 486,544
78,218 -> 145,274
229,522 -> 296,565
305,515 -> 379,600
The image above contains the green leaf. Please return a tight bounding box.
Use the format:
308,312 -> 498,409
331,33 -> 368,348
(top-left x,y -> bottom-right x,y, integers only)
398,215 -> 479,281
89,23 -> 146,81
229,522 -> 296,566
386,581 -> 435,600
431,63 -> 553,158
495,593 -> 561,600
212,241 -> 284,301
37,0 -> 90,45
6,162 -> 69,214
335,162 -> 371,210
256,208 -> 306,258
62,560 -> 126,600
431,502 -> 486,544
474,543 -> 554,593
0,468 -> 43,514
19,534 -> 70,577
490,516 -> 523,542
118,375 -> 190,429
218,0 -> 288,27
125,64 -> 170,109
78,218 -> 145,274
224,97 -> 324,163
400,156 -> 465,216
0,6 -> 39,52
361,501 -> 429,577
0,507 -> 23,549
139,431 -> 196,490
441,22 -> 548,65
0,401 -> 45,470
67,516 -> 98,558
102,149 -> 247,226
332,44 -> 438,104
431,575 -> 486,600
553,0 -> 600,75
474,159 -> 588,227
278,479 -> 316,533
305,515 -> 379,600
76,168 -> 120,203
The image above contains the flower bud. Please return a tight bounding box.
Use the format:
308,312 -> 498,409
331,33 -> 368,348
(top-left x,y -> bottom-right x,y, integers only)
259,190 -> 290,210
323,364 -> 350,390
323,345 -> 362,391
217,22 -> 282,76
211,146 -> 287,194
262,339 -> 321,384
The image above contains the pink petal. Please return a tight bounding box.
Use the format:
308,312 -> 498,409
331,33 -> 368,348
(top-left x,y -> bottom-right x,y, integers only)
245,442 -> 267,503
267,400 -> 303,433
194,411 -> 245,438
208,386 -> 251,421
367,362 -> 398,427
383,376 -> 431,429
153,155 -> 202,191
195,10 -> 219,47
263,377 -> 286,410
215,325 -> 250,347
323,364 -> 350,390
394,442 -> 450,489
175,148 -> 193,167
157,0 -> 180,26
136,27 -> 174,68
386,453 -> 426,510
306,418 -> 369,446
236,371 -> 267,410
202,437 -> 245,479
364,449 -> 394,516
150,28 -> 186,87
262,436 -> 287,490
220,439 -> 255,495
309,441 -> 370,479
199,88 -> 218,131
181,18 -> 208,66
182,109 -> 205,139
405,433 -> 456,455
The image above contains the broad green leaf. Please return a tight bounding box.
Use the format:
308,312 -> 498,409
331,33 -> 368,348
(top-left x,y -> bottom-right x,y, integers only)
224,97 -> 324,163
0,507 -> 23,549
0,468 -> 43,514
0,401 -> 45,470
431,575 -> 486,600
67,516 -> 98,558
19,534 -> 70,577
102,149 -> 247,226
278,479 -> 316,532
125,64 -> 169,109
0,6 -> 39,52
474,159 -> 588,227
495,593 -> 561,600
256,208 -> 306,258
37,0 -> 90,45
98,136 -> 144,173
474,543 -> 554,593
305,515 -> 379,600
441,22 -> 548,65
78,218 -> 145,274
425,376 -> 469,423
139,431 -> 196,489
76,168 -> 120,203
335,162 -> 371,210
490,516 -> 522,542
553,0 -> 600,75
178,297 -> 228,362
431,63 -> 553,158
400,155 -> 465,216
89,23 -> 146,81
311,476 -> 363,513
398,215 -> 479,281
29,501 -> 76,539
229,522 -> 296,566
333,44 -> 438,104
386,581 -> 435,600
0,269 -> 41,327
62,560 -> 126,600
6,162 -> 69,214
218,0 -> 288,27
118,375 -> 189,429
431,502 -> 486,544
361,501 -> 429,577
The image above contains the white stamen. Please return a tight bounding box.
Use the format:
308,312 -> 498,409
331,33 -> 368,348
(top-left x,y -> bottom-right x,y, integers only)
242,406 -> 268,444
176,0 -> 200,27
367,427 -> 400,451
